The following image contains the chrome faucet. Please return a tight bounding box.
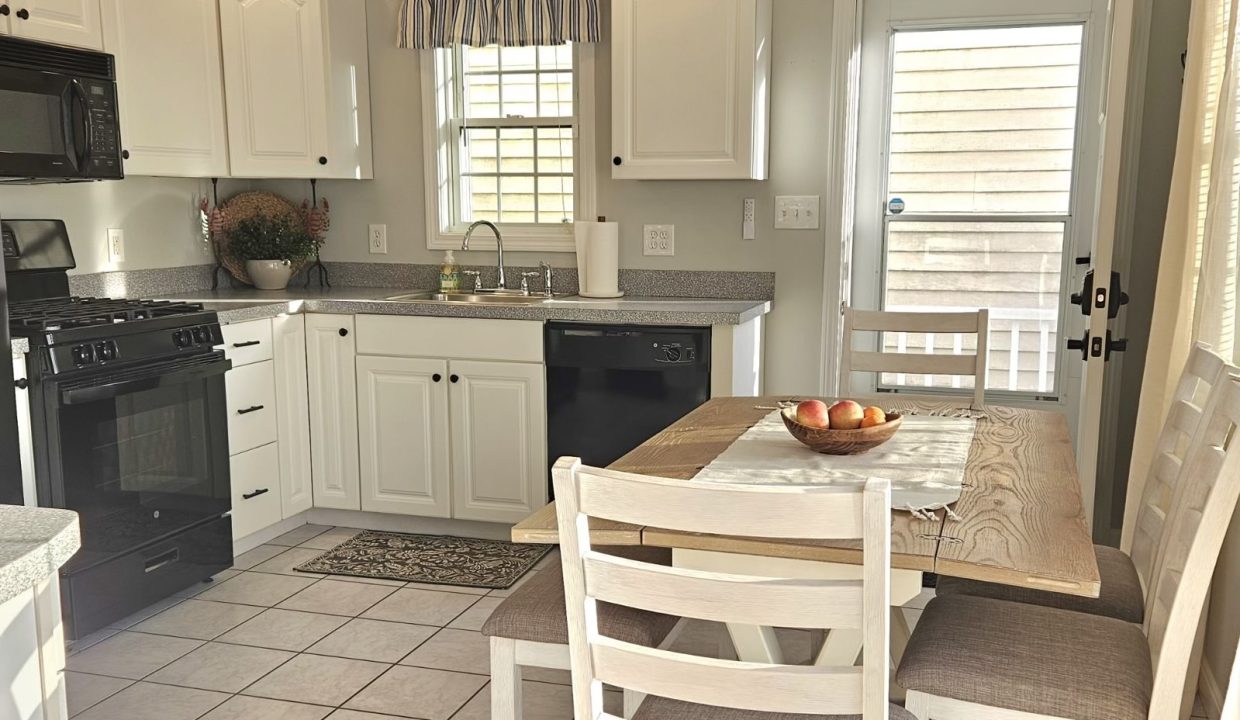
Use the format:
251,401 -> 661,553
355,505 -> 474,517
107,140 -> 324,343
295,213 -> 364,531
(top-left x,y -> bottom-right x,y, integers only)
461,220 -> 506,290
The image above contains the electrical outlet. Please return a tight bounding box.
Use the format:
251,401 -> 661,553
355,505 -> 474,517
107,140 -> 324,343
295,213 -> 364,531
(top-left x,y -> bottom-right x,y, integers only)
368,223 -> 388,254
743,198 -> 756,240
774,196 -> 821,230
107,228 -> 125,263
643,224 -> 675,256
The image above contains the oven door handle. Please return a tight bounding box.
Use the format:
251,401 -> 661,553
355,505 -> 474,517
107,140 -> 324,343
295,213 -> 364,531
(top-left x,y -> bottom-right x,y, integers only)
59,361 -> 231,405
69,78 -> 93,170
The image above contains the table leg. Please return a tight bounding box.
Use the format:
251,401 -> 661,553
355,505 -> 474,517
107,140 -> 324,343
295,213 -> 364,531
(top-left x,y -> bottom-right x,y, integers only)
726,624 -> 785,664
814,628 -> 863,666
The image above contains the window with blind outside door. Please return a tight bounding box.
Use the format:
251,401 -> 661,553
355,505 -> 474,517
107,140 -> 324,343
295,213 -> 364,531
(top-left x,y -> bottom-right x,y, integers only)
880,24 -> 1086,396
422,44 -> 595,252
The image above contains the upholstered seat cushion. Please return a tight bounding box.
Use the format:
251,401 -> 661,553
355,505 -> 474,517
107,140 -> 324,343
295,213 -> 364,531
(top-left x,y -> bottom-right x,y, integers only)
935,544 -> 1144,623
632,697 -> 915,720
897,595 -> 1152,720
481,546 -> 679,647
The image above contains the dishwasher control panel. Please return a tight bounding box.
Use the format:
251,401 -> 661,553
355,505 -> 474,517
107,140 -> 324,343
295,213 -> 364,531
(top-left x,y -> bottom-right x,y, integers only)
655,342 -> 697,364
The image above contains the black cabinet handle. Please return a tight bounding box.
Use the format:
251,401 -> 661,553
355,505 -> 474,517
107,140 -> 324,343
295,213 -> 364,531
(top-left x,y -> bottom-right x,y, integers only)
612,156 -> 622,166
237,405 -> 265,415
121,149 -> 130,160
242,488 -> 269,500
339,328 -> 349,337
319,156 -> 328,165
0,7 -> 11,17
13,378 -> 27,390
450,374 -> 460,383
232,340 -> 261,348
15,7 -> 28,19
432,373 -> 442,382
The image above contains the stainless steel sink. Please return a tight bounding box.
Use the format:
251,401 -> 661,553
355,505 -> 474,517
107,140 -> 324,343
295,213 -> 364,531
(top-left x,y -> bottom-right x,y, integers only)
384,291 -> 567,305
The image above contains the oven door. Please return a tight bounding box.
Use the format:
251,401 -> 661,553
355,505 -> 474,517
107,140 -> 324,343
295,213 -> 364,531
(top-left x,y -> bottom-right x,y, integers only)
44,353 -> 233,573
0,64 -> 86,179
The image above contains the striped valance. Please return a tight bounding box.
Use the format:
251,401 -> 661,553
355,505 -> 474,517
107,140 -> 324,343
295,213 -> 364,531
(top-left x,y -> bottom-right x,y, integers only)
398,0 -> 601,49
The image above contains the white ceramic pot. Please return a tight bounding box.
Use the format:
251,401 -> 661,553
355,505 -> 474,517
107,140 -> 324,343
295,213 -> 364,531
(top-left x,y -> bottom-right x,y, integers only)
246,259 -> 293,290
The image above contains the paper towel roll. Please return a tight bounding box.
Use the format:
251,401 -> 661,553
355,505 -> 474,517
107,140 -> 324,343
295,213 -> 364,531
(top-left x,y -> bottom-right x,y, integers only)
575,221 -> 621,297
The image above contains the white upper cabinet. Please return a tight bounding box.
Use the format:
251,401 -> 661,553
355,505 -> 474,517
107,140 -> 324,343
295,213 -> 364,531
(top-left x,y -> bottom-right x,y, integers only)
101,0 -> 229,177
219,0 -> 330,178
611,0 -> 771,180
218,0 -> 372,179
3,0 -> 102,50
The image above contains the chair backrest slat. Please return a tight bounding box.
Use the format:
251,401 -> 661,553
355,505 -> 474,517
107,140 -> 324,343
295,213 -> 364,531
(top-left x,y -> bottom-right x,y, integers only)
576,465 -> 865,540
1125,343 -> 1232,594
583,552 -> 863,628
1144,375 -> 1240,719
838,305 -> 989,408
554,456 -> 892,720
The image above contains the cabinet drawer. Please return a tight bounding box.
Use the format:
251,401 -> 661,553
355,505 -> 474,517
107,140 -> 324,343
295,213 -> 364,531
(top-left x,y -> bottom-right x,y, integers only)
230,443 -> 282,540
226,361 -> 278,454
356,315 -> 543,362
221,319 -> 273,366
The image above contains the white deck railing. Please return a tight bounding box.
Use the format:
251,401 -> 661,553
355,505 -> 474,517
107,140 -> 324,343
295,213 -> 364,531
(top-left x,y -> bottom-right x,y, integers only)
884,305 -> 1059,393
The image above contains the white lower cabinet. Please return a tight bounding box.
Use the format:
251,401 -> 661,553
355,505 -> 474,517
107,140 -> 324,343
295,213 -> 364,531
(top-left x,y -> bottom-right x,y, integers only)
230,442 -> 282,540
449,360 -> 547,524
356,356 -> 451,517
305,314 -> 360,510
273,315 -> 313,518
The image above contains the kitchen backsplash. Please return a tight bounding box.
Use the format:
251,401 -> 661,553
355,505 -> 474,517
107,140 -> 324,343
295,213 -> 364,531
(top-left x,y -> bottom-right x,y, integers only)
68,263 -> 776,301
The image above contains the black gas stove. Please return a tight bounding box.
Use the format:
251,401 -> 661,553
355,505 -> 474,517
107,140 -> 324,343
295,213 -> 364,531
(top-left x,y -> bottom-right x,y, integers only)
5,220 -> 234,641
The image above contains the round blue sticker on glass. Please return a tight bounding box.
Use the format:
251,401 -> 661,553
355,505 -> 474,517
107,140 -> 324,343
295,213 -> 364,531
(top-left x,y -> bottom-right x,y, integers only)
888,197 -> 906,215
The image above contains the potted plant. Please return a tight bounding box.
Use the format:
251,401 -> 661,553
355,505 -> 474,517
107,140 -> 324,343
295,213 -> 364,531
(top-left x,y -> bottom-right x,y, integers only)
227,215 -> 321,290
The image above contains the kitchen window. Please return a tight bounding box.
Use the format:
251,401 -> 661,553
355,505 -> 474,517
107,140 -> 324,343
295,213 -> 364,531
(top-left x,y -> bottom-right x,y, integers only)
421,43 -> 597,252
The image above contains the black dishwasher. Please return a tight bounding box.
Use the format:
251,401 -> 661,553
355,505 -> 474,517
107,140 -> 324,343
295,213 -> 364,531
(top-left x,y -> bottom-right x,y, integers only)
545,322 -> 711,496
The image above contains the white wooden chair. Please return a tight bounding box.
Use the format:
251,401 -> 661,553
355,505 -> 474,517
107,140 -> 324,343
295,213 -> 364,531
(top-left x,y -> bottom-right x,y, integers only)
553,457 -> 910,720
936,342 -> 1233,624
897,373 -> 1240,720
839,306 -> 989,408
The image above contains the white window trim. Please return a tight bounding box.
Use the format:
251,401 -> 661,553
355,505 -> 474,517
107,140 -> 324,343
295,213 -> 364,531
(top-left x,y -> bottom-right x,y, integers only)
420,44 -> 597,253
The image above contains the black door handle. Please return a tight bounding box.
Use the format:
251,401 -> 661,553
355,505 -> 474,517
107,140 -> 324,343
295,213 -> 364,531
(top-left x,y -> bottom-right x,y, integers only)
13,378 -> 27,390
319,156 -> 328,165
15,7 -> 28,19
339,328 -> 349,337
450,374 -> 459,383
237,405 -> 265,415
242,488 -> 269,500
1066,332 -> 1089,360
232,340 -> 261,348
432,373 -> 442,382
0,6 -> 11,16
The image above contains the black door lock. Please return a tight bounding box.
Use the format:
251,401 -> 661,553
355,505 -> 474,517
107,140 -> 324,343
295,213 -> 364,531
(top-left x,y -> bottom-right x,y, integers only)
1067,331 -> 1090,360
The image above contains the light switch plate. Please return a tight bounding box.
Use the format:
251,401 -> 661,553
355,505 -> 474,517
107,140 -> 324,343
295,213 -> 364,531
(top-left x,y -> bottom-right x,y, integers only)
774,196 -> 821,230
643,224 -> 675,256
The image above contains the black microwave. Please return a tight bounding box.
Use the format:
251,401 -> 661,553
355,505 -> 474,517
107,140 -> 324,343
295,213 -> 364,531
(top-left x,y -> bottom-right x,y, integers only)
0,36 -> 123,182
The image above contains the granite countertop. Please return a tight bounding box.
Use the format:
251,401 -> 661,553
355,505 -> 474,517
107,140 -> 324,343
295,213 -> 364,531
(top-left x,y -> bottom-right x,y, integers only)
161,287 -> 772,327
0,506 -> 79,605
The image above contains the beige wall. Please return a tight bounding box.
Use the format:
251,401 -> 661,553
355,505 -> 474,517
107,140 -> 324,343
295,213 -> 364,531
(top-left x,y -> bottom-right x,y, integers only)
264,0 -> 835,394
0,177 -> 243,274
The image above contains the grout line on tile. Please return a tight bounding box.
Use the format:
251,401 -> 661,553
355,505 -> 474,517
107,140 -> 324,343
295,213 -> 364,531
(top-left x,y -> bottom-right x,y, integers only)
448,681 -> 490,720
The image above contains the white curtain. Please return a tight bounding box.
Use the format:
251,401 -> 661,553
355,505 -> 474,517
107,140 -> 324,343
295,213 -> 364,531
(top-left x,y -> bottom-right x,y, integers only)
1126,0 -> 1240,515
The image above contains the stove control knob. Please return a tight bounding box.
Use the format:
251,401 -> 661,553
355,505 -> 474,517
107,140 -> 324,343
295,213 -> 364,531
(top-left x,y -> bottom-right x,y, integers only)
72,344 -> 96,366
95,341 -> 117,362
173,330 -> 192,348
192,326 -> 209,344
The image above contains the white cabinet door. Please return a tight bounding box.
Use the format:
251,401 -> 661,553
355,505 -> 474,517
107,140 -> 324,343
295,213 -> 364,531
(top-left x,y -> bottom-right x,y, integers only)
305,314 -> 359,510
101,0 -> 228,177
611,0 -> 771,180
449,360 -> 547,524
225,360 -> 278,455
7,0 -> 102,49
273,315 -> 313,518
319,0 -> 373,179
218,0 -> 329,178
357,356 -> 451,517
230,442 -> 283,539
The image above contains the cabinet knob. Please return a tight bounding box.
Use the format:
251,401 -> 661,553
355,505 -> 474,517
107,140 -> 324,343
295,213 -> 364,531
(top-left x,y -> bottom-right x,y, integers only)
319,156 -> 328,165
450,374 -> 460,383
13,378 -> 27,390
0,7 -> 10,17
338,328 -> 349,337
122,149 -> 130,160
612,156 -> 622,166
15,7 -> 27,19
432,373 -> 442,383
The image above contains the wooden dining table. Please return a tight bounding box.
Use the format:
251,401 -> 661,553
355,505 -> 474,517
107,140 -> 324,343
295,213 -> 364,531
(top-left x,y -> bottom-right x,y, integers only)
513,395 -> 1100,664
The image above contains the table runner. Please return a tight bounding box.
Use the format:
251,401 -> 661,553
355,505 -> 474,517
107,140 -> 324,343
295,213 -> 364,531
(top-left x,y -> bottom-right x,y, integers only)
691,411 -> 976,517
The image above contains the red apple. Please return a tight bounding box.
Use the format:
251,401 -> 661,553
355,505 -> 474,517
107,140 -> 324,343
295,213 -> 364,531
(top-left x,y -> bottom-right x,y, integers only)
795,399 -> 830,428
828,400 -> 864,430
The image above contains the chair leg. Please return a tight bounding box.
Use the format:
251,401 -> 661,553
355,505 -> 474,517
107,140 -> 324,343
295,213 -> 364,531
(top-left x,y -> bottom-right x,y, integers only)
904,690 -> 934,719
490,636 -> 523,720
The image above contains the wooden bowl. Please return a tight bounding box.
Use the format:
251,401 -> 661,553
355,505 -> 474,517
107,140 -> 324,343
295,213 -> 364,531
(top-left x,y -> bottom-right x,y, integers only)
779,407 -> 903,455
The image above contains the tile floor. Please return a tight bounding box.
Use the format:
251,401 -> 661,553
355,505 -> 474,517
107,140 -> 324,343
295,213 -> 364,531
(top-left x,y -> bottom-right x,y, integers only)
62,524 -> 1217,720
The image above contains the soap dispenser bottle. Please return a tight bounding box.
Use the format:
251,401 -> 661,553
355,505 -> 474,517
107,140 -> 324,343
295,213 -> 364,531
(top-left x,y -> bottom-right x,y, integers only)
440,250 -> 460,291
